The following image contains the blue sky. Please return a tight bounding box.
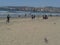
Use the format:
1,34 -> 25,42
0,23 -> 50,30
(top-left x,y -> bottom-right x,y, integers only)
0,0 -> 60,7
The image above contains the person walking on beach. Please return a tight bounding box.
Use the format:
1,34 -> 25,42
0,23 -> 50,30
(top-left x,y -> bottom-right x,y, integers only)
31,15 -> 35,19
7,14 -> 10,23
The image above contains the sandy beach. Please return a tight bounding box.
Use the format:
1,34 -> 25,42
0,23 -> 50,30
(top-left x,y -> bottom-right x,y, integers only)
0,16 -> 60,45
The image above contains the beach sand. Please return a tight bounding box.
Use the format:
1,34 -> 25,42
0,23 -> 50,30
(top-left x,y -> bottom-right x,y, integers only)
0,17 -> 60,45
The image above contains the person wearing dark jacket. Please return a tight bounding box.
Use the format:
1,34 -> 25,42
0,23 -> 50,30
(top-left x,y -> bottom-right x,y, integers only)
7,14 -> 10,23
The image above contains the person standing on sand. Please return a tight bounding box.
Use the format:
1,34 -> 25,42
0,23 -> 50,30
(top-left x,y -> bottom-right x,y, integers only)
31,15 -> 35,19
7,14 -> 10,23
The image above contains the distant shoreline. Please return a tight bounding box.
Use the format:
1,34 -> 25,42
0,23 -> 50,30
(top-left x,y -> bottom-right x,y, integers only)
0,6 -> 60,13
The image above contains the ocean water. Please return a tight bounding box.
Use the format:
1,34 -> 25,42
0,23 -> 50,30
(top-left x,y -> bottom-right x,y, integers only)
0,11 -> 60,18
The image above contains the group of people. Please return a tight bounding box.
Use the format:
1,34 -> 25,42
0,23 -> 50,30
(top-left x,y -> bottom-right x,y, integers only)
6,14 -> 49,44
43,15 -> 48,19
31,15 -> 48,20
6,14 -> 36,23
6,14 -> 48,23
